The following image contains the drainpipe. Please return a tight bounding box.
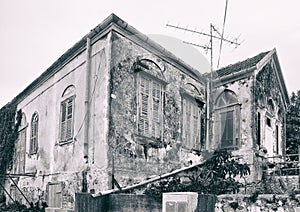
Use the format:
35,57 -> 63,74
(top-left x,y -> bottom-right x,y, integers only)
84,36 -> 92,163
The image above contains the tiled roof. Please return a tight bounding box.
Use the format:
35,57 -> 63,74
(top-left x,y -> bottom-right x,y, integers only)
214,51 -> 270,78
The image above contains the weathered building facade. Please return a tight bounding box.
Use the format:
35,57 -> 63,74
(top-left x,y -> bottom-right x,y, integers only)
208,50 -> 289,181
1,14 -> 289,210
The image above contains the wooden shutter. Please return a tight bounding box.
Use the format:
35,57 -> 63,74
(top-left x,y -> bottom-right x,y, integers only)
183,98 -> 200,149
15,130 -> 26,174
60,102 -> 67,141
186,101 -> 191,147
60,98 -> 74,142
30,114 -> 38,153
234,105 -> 240,147
139,76 -> 150,136
66,99 -> 73,140
152,81 -> 161,138
220,110 -> 234,148
192,102 -> 200,149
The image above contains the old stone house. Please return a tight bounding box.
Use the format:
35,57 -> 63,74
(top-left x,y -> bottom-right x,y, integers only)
1,14 -> 289,210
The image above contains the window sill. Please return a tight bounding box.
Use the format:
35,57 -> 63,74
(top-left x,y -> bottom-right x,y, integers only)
29,151 -> 38,155
57,139 -> 74,146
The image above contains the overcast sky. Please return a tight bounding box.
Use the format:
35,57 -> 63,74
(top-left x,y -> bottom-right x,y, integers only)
1,0 -> 299,108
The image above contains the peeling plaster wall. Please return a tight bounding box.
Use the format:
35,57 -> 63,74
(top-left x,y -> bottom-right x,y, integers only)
5,35 -> 111,210
108,32 -> 206,186
210,60 -> 287,182
254,62 -> 286,155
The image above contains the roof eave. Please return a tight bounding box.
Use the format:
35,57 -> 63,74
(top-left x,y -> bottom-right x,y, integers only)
9,13 -> 206,107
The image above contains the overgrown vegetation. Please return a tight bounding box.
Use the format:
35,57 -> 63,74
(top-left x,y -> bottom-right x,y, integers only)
144,150 -> 250,200
0,102 -> 22,176
286,91 -> 300,174
0,194 -> 47,212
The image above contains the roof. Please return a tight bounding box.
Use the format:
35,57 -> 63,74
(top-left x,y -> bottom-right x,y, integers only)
215,51 -> 270,78
206,49 -> 289,107
8,13 -> 206,107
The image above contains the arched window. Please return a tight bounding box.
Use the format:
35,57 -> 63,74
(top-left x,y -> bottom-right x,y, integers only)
60,85 -> 75,143
215,90 -> 240,149
30,112 -> 39,154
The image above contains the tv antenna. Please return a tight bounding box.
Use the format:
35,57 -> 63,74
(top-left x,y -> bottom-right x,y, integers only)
166,0 -> 242,71
166,0 -> 242,147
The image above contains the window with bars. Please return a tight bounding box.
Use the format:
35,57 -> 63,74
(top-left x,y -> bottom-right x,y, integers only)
30,112 -> 39,154
182,98 -> 201,149
60,97 -> 75,143
137,74 -> 163,139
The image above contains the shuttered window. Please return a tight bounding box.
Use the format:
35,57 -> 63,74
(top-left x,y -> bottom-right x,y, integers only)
138,75 -> 163,139
13,129 -> 26,174
215,90 -> 240,149
30,113 -> 38,154
60,97 -> 74,143
182,98 -> 201,149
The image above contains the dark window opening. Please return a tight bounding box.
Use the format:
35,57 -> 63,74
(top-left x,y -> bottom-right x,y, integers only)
266,117 -> 271,128
275,125 -> 279,154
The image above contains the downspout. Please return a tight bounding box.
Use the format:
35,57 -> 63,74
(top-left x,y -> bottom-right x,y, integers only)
84,36 -> 92,163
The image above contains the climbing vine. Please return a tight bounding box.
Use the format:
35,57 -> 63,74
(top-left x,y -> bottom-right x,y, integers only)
0,102 -> 22,177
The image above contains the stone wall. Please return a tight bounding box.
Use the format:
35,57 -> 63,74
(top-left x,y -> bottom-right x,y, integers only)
216,194 -> 300,212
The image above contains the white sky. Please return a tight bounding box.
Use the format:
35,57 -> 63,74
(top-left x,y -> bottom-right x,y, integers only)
0,0 -> 299,108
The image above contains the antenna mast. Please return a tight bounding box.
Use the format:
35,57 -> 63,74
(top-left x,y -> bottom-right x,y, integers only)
166,0 -> 242,150
166,23 -> 241,71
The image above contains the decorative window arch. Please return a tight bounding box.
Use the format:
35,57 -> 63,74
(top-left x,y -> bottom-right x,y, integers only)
216,90 -> 239,107
30,112 -> 39,154
215,90 -> 240,149
59,85 -> 75,143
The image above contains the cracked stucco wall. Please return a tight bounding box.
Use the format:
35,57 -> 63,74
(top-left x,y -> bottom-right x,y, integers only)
108,31 -> 207,186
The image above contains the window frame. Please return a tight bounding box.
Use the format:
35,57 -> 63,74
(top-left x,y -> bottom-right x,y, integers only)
29,112 -> 39,154
136,72 -> 165,140
215,91 -> 241,150
181,93 -> 202,150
